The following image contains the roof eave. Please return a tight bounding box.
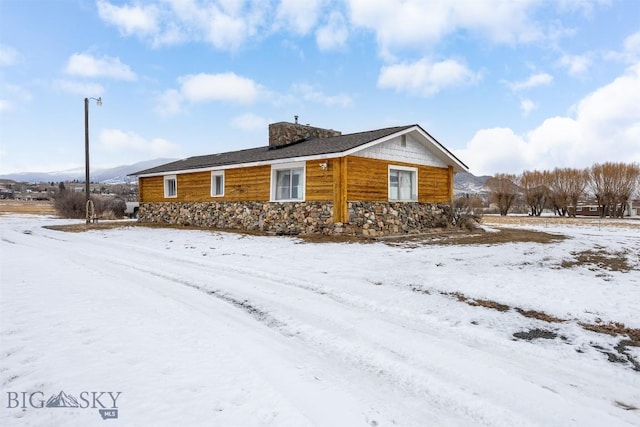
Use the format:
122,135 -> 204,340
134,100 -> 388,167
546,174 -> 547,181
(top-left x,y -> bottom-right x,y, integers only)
133,152 -> 346,178
132,124 -> 469,176
344,124 -> 469,173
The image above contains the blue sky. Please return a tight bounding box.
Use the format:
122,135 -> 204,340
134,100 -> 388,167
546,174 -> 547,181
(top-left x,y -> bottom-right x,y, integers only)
1,0 -> 639,176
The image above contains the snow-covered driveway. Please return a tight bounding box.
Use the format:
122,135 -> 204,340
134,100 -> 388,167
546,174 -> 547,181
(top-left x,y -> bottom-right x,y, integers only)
1,215 -> 639,426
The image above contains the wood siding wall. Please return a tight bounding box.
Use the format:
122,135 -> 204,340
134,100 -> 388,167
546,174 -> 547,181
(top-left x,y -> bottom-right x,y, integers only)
224,166 -> 271,201
306,161 -> 334,202
139,176 -> 164,202
138,156 -> 451,205
345,156 -> 451,203
139,165 -> 271,203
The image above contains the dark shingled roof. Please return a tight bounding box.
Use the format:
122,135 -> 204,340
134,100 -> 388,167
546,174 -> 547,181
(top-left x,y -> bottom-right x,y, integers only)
133,125 -> 414,176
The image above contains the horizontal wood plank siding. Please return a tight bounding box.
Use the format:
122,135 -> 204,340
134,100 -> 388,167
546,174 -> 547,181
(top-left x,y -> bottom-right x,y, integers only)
139,156 -> 451,204
306,160 -> 333,202
139,165 -> 271,203
346,155 -> 451,203
224,166 -> 270,201
139,176 -> 165,202
419,165 -> 451,202
345,156 -> 388,201
178,172 -> 210,201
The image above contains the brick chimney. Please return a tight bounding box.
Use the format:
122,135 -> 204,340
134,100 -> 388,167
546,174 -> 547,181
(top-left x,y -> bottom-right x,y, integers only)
268,120 -> 341,147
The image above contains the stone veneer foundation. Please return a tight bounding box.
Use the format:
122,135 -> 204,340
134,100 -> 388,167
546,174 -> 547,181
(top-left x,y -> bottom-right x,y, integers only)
139,201 -> 449,236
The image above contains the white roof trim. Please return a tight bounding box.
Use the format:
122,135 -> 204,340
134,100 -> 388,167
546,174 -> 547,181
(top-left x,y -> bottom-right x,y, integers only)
344,125 -> 468,172
136,152 -> 344,178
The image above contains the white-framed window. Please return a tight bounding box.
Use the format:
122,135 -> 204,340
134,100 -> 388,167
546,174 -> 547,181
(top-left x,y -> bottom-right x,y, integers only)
211,171 -> 224,197
271,162 -> 305,201
388,165 -> 417,201
164,175 -> 177,198
589,206 -> 598,212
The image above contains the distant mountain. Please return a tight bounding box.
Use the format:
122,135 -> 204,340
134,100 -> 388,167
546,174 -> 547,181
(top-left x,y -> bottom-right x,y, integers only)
454,172 -> 490,196
3,160 -> 492,195
0,158 -> 175,184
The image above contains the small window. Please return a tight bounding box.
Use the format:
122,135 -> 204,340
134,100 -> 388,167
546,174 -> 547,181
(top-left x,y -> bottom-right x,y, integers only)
271,163 -> 305,201
389,166 -> 417,201
575,207 -> 582,211
589,206 -> 598,212
164,175 -> 177,198
211,171 -> 224,197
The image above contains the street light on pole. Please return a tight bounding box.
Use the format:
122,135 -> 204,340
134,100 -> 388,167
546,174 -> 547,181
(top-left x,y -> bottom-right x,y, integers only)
84,96 -> 102,224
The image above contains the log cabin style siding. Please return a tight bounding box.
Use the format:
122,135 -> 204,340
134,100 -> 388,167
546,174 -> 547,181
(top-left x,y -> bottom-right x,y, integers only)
139,157 -> 451,205
344,156 -> 451,203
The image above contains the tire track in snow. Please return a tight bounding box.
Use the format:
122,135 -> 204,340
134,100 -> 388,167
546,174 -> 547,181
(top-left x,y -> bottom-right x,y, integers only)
94,251 -> 613,427
16,222 -> 640,426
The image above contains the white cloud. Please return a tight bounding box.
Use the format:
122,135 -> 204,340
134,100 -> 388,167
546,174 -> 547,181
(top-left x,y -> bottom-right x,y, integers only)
169,0 -> 270,50
520,99 -> 537,116
605,31 -> 640,64
65,54 -> 137,81
231,113 -> 269,131
378,58 -> 479,96
0,99 -> 12,112
456,62 -> 640,175
154,89 -> 183,117
178,72 -> 262,104
201,5 -> 258,50
97,0 -> 159,37
98,129 -> 180,158
54,80 -> 104,97
455,127 -> 530,175
508,73 -> 554,91
0,84 -> 31,113
0,45 -> 18,67
348,0 -> 543,58
291,83 -> 352,107
316,11 -> 348,51
275,0 -> 323,35
97,0 -> 270,50
559,53 -> 592,76
155,72 -> 268,115
623,32 -> 640,57
556,0 -> 611,15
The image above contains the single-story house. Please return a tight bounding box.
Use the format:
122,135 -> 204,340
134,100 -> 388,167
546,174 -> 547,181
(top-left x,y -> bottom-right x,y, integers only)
132,120 -> 468,236
571,199 -> 640,217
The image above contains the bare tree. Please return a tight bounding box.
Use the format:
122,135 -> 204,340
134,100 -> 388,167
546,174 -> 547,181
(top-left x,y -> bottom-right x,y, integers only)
589,162 -> 640,217
519,170 -> 549,216
564,168 -> 588,217
485,173 -> 519,216
612,162 -> 640,217
548,168 -> 588,217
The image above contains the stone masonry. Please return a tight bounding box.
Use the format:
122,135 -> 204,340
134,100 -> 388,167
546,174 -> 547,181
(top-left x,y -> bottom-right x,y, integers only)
268,122 -> 341,147
139,201 -> 450,236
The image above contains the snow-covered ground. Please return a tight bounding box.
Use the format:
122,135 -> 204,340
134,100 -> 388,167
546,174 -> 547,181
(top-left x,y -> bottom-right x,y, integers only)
1,214 -> 639,426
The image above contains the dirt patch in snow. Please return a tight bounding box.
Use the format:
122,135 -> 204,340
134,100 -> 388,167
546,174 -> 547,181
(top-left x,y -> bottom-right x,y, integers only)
44,220 -> 566,246
579,321 -> 640,344
515,308 -> 565,323
442,292 -> 511,312
442,291 -> 640,370
382,227 -> 565,246
513,329 -> 559,341
560,248 -> 637,272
